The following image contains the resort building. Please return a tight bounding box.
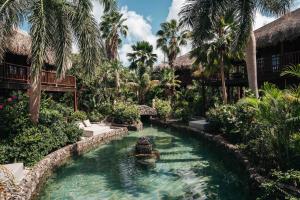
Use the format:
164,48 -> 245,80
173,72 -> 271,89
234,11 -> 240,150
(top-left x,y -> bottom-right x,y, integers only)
157,8 -> 300,102
0,30 -> 77,110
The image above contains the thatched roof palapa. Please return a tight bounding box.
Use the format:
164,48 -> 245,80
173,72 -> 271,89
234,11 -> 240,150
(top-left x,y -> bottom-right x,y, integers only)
156,53 -> 198,70
255,8 -> 300,48
5,29 -> 55,65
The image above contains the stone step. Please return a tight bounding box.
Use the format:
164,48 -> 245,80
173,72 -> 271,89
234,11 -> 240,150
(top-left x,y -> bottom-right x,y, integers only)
189,120 -> 209,131
0,163 -> 25,184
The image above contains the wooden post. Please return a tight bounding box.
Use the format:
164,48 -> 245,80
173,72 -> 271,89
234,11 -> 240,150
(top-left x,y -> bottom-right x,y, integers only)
74,90 -> 78,112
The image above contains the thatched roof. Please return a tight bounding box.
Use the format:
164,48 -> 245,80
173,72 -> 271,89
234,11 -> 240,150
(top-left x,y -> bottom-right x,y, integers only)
255,8 -> 300,48
5,29 -> 55,65
156,53 -> 197,70
138,105 -> 157,116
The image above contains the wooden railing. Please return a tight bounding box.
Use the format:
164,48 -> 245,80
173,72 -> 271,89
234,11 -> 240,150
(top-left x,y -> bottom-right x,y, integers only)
0,62 -> 76,89
257,51 -> 300,80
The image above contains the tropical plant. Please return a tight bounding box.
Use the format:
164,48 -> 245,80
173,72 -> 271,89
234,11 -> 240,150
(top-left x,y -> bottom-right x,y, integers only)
154,98 -> 172,121
159,68 -> 181,100
0,0 -> 116,123
281,64 -> 300,78
100,11 -> 128,96
156,19 -> 190,68
112,102 -> 140,124
190,13 -> 239,104
180,0 -> 293,97
100,10 -> 127,60
127,41 -> 157,104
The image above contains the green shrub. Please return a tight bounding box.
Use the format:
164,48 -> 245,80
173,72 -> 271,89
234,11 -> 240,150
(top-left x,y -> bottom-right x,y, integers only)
69,110 -> 87,122
64,123 -> 84,144
89,111 -> 104,122
0,94 -> 83,166
112,102 -> 140,124
155,99 -> 171,121
174,100 -> 191,123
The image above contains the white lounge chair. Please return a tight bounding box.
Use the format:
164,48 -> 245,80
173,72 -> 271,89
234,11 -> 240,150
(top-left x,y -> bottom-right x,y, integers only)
77,120 -> 112,137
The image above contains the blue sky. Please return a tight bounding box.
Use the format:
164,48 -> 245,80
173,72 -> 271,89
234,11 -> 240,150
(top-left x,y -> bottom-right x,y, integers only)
118,0 -> 172,32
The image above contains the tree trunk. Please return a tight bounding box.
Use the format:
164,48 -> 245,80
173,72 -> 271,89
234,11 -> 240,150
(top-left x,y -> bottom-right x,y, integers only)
245,28 -> 259,98
29,73 -> 41,124
220,54 -> 228,104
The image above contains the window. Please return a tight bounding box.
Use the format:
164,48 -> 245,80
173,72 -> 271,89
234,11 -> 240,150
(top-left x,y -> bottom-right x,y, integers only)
272,54 -> 280,72
257,58 -> 264,71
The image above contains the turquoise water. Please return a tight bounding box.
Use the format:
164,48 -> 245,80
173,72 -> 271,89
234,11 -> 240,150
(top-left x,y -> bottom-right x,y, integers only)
38,126 -> 249,200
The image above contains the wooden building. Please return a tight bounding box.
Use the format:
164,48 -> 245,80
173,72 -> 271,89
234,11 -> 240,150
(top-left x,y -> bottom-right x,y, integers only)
255,8 -> 300,88
158,8 -> 300,93
0,30 -> 77,110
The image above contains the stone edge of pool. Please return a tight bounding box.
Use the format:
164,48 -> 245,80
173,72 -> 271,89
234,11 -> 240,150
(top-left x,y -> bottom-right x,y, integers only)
150,119 -> 300,198
9,127 -> 129,200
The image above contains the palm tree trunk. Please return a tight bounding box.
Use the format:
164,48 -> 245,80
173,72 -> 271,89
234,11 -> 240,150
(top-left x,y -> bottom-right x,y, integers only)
220,54 -> 228,104
245,27 -> 259,98
29,73 -> 41,124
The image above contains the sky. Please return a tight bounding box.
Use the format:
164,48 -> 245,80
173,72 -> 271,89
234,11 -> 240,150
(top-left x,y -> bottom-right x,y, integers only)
21,0 -> 300,66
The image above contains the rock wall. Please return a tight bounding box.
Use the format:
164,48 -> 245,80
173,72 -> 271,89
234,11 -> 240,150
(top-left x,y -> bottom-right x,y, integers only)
9,128 -> 128,200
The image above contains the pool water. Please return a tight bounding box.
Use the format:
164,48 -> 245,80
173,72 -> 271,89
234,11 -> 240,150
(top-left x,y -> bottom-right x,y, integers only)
38,126 -> 249,200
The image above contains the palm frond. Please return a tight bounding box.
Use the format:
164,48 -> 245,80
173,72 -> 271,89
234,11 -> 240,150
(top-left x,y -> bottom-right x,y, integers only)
281,64 -> 300,78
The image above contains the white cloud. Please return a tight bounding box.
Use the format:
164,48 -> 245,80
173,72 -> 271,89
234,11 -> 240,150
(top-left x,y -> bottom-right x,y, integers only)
118,6 -> 164,66
166,0 -> 185,21
92,0 -> 104,23
254,11 -> 275,30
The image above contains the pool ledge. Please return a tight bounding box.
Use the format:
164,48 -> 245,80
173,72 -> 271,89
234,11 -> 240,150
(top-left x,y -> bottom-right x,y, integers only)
9,127 -> 128,200
150,119 -> 300,198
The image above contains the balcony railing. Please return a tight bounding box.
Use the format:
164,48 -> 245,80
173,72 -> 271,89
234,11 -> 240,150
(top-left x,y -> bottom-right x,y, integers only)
0,62 -> 76,89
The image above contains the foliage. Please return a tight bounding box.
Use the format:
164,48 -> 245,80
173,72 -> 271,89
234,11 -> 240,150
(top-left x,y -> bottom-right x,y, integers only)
69,111 -> 87,122
258,170 -> 300,200
0,94 -> 83,166
127,41 -> 158,104
154,99 -> 172,121
89,111 -> 104,122
112,102 -> 140,124
174,100 -> 191,123
156,19 -> 190,68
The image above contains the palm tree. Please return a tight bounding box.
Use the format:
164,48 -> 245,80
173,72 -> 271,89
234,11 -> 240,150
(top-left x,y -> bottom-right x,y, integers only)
156,19 -> 189,68
127,41 -> 157,103
191,13 -> 239,104
180,0 -> 293,98
0,0 -> 115,123
100,11 -> 127,96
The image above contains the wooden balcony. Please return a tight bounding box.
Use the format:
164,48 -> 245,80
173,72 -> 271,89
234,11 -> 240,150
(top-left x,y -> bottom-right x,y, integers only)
0,62 -> 76,92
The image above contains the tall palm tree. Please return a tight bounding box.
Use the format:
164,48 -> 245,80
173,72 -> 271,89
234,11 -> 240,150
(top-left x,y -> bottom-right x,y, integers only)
127,41 -> 157,104
100,11 -> 127,96
180,0 -> 293,98
191,13 -> 239,104
0,0 -> 115,123
156,19 -> 189,68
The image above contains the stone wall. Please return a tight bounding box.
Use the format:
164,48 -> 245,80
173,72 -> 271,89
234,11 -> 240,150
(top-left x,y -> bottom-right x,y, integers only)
9,128 -> 128,200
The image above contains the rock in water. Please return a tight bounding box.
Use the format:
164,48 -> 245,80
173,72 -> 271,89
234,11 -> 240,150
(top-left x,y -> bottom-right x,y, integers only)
135,137 -> 153,154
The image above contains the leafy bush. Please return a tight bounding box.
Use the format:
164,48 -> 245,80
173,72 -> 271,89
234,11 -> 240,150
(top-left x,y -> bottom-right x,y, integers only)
258,170 -> 300,200
112,102 -> 140,124
89,111 -> 104,122
154,99 -> 171,121
0,93 -> 83,166
174,100 -> 191,123
69,110 -> 87,122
